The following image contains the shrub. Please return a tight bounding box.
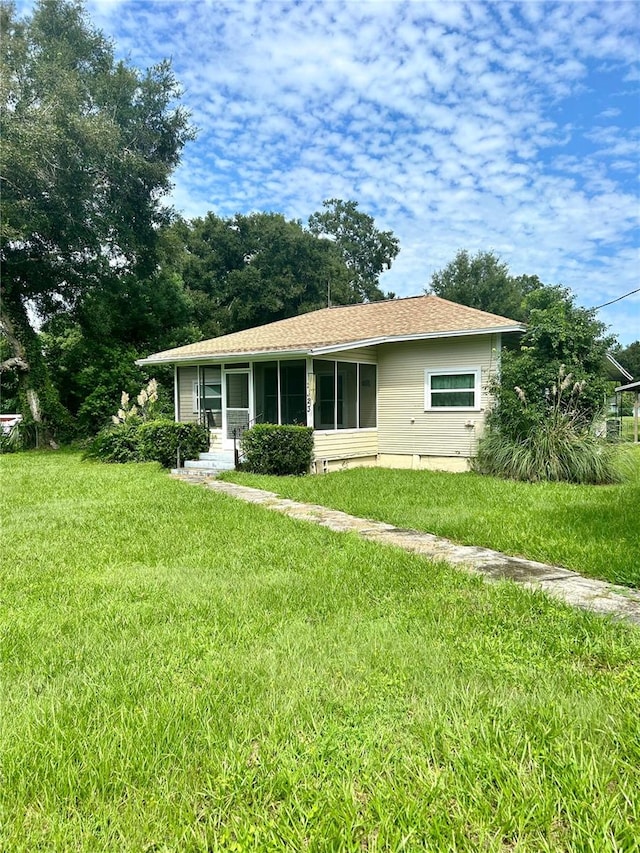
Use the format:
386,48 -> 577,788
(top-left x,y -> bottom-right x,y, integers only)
84,422 -> 141,464
241,424 -> 313,475
137,420 -> 209,468
474,368 -> 625,484
84,420 -> 209,468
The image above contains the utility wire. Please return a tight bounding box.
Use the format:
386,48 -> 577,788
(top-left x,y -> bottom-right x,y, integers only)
593,287 -> 640,310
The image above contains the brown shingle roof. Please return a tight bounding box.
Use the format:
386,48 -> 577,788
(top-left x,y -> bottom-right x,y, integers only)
139,295 -> 524,364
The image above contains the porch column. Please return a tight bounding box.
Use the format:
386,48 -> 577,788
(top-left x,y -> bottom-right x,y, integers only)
306,357 -> 315,428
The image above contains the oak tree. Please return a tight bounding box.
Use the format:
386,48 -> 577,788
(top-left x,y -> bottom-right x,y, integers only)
0,0 -> 193,436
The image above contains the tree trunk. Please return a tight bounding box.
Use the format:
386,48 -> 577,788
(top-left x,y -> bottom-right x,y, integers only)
0,294 -> 66,446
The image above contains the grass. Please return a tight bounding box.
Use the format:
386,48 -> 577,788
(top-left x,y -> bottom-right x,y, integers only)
224,446 -> 640,589
1,452 -> 640,851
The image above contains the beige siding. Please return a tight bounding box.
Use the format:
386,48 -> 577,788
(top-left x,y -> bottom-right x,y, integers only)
316,347 -> 378,364
377,335 -> 500,458
177,366 -> 198,423
313,430 -> 379,461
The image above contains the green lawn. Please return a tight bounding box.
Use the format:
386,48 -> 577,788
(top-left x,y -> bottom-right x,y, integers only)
1,452 -> 639,851
224,446 -> 640,589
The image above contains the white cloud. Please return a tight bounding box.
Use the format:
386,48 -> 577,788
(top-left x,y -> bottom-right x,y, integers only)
13,0 -> 640,343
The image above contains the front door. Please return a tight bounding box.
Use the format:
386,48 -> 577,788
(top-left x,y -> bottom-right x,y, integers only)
224,371 -> 250,449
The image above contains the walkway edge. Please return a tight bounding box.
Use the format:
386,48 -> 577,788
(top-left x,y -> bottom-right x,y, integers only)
173,474 -> 640,625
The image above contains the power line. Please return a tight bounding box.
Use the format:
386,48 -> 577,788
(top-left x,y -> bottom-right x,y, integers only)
593,287 -> 640,310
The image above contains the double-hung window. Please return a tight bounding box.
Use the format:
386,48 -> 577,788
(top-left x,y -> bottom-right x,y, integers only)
425,368 -> 480,410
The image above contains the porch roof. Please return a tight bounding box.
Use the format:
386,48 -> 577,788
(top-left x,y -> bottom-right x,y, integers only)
137,295 -> 524,366
615,380 -> 640,393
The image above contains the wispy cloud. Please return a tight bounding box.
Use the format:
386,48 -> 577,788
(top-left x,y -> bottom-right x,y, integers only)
18,0 -> 640,342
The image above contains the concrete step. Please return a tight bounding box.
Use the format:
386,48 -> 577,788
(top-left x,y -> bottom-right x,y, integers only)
183,459 -> 235,472
198,452 -> 235,463
172,450 -> 236,477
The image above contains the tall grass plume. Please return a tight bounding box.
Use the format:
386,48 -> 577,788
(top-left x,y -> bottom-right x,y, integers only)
475,367 -> 626,484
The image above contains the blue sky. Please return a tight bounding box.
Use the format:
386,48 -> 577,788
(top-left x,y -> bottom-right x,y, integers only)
28,1 -> 640,344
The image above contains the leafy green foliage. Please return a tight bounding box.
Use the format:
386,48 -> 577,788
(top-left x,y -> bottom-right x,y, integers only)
83,422 -> 141,464
433,258 -> 624,484
241,423 -> 313,475
136,419 -> 209,468
84,419 -> 208,467
492,287 -> 614,439
428,250 -> 541,321
308,198 -> 399,302
473,422 -> 624,485
39,258 -> 196,437
614,340 -> 640,380
1,0 -> 193,303
177,210 -> 363,337
0,0 -> 193,436
479,357 -> 622,484
0,422 -> 26,454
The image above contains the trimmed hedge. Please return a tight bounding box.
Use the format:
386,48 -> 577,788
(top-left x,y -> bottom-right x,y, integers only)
241,424 -> 313,475
84,420 -> 209,468
137,420 -> 210,468
83,422 -> 140,463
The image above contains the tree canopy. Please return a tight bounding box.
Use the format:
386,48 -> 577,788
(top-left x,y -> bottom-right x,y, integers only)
613,341 -> 640,381
308,198 -> 399,302
428,249 -> 618,446
178,211 -> 357,337
0,0 -> 193,435
427,249 -> 541,321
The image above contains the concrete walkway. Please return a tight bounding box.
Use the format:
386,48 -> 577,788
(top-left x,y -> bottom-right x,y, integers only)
173,473 -> 640,626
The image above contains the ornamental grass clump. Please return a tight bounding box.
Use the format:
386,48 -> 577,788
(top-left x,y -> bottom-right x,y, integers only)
475,367 -> 624,484
111,379 -> 159,424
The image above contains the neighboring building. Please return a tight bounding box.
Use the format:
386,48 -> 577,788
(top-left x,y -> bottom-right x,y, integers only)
614,379 -> 640,444
137,295 -> 524,472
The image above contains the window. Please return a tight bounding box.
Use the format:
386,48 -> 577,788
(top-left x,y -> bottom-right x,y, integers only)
313,360 -> 336,430
425,368 -> 480,410
313,360 -> 377,430
254,361 -> 278,424
202,366 -> 222,427
253,360 -> 307,425
280,360 -> 307,424
359,363 -> 377,428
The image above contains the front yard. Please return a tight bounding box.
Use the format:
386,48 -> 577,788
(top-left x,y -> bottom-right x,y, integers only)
1,452 -> 639,851
224,446 -> 640,589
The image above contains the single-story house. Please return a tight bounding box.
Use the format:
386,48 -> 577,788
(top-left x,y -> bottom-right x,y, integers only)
137,295 -> 525,472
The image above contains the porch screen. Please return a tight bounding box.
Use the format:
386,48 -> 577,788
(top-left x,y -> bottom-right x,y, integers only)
359,363 -> 377,428
280,360 -> 306,425
313,360 -> 376,430
254,360 -> 306,425
201,366 -> 222,427
337,362 -> 357,429
254,361 -> 278,424
313,360 -> 335,430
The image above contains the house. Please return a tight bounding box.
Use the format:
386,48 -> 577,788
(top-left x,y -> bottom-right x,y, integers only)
137,295 -> 524,472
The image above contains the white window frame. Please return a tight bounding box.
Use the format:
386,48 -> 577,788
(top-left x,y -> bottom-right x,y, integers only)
425,367 -> 481,412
